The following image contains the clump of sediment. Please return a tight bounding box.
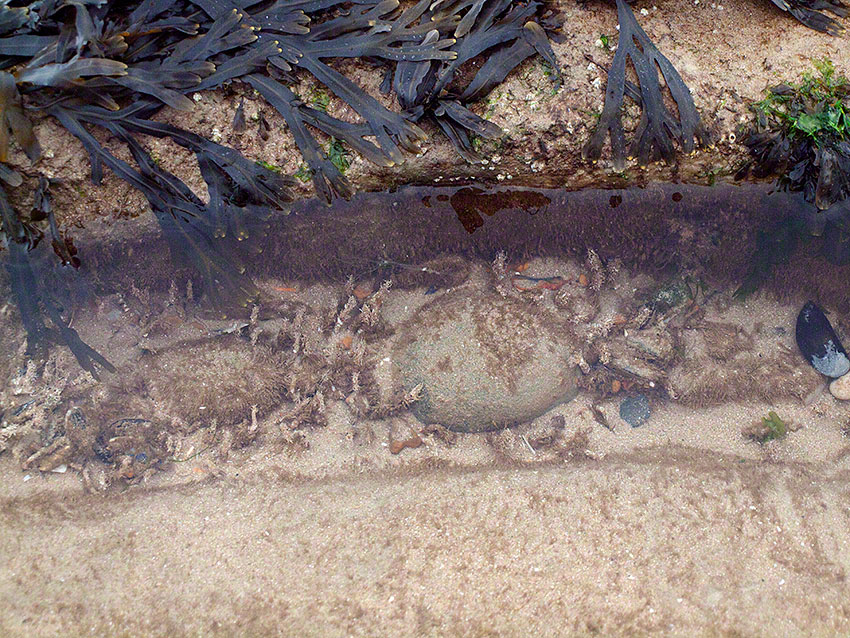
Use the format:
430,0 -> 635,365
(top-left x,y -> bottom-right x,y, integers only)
140,337 -> 288,426
668,320 -> 823,407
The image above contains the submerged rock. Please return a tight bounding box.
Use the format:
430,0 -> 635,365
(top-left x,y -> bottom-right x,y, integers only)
795,301 -> 850,378
829,373 -> 850,400
393,289 -> 579,433
619,394 -> 651,428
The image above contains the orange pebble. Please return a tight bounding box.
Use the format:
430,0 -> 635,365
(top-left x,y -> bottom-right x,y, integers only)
339,334 -> 353,349
389,435 -> 423,455
578,273 -> 589,287
612,380 -> 621,393
353,285 -> 372,300
514,262 -> 531,273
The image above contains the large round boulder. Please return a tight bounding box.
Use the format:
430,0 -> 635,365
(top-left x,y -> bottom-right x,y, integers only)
393,289 -> 579,432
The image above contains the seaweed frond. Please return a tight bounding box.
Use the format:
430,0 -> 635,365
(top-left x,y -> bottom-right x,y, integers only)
0,71 -> 39,163
245,76 -> 355,202
242,0 -> 561,195
50,103 -> 293,314
0,182 -> 114,378
4,0 -> 561,209
743,411 -> 791,443
582,0 -> 711,170
767,0 -> 848,35
0,0 -> 562,372
394,0 -> 562,164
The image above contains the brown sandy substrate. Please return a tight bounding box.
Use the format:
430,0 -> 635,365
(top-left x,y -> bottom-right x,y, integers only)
2,439 -> 850,637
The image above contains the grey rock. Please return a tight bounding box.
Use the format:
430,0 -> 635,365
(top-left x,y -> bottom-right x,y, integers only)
620,394 -> 651,428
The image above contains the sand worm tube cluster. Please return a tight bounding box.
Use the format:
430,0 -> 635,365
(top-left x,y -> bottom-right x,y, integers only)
0,181 -> 847,487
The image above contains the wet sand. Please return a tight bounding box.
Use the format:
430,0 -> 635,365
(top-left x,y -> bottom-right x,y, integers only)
3,277 -> 850,636
2,438 -> 850,637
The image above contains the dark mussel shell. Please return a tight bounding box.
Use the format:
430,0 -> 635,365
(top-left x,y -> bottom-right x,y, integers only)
796,301 -> 850,378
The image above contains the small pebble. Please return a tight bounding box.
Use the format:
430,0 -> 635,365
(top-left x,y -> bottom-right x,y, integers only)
389,435 -> 422,455
829,373 -> 850,400
620,394 -> 651,427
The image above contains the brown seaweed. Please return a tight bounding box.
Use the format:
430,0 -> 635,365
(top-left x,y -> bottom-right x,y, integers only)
0,182 -> 114,378
0,70 -> 40,162
387,0 -> 561,164
3,0 -> 561,216
768,0 -> 848,34
49,103 -> 290,313
737,62 -> 850,216
582,0 -> 710,171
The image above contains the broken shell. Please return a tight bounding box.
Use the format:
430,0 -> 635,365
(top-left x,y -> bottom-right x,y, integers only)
829,373 -> 850,401
795,301 -> 850,378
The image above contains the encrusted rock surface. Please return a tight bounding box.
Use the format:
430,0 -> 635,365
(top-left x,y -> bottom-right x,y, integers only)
393,287 -> 579,432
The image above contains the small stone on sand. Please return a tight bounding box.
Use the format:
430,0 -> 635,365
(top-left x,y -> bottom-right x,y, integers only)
620,394 -> 651,428
829,373 -> 850,400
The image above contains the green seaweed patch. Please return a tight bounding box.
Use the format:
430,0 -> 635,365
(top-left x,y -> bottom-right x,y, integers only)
310,88 -> 330,113
738,59 -> 850,212
293,164 -> 313,183
327,138 -> 350,175
757,60 -> 848,140
743,411 -> 792,443
255,160 -> 282,174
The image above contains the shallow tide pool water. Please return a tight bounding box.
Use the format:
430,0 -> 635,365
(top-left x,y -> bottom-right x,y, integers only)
2,183 -> 850,637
